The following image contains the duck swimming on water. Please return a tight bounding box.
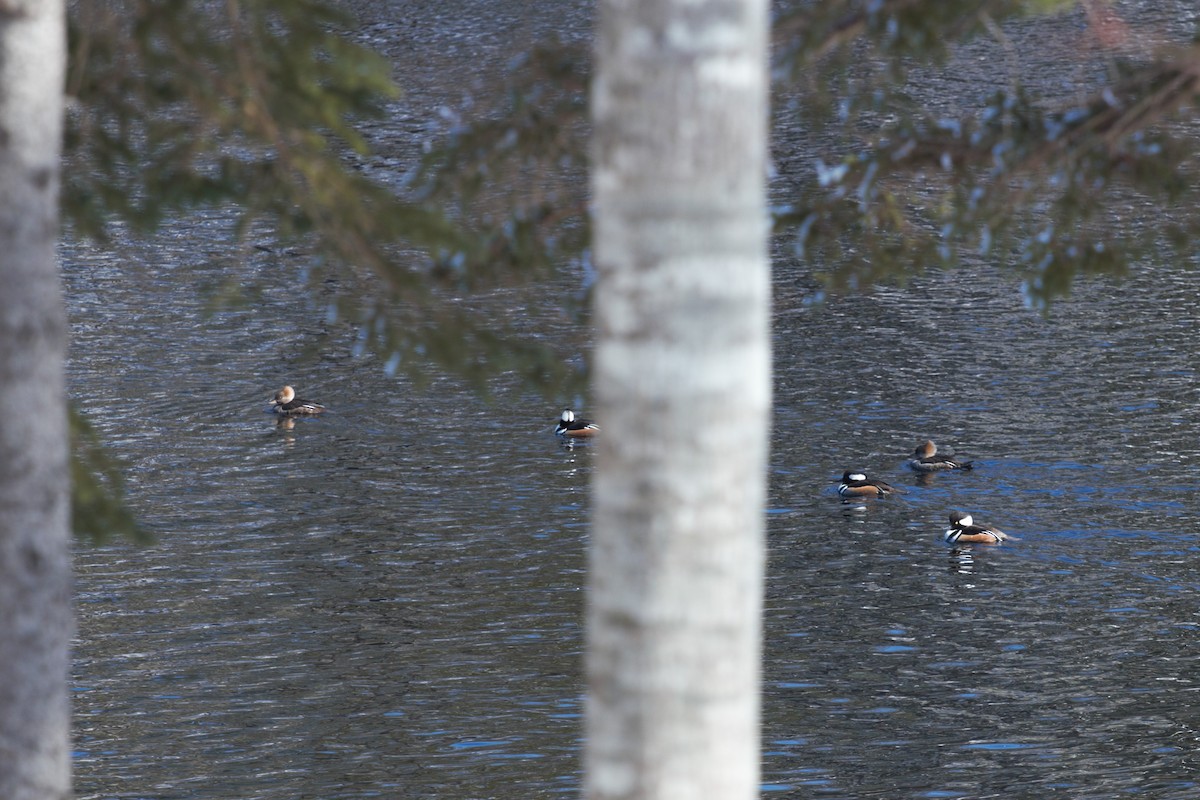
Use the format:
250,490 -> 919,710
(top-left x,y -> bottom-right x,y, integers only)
906,440 -> 973,472
836,471 -> 902,498
555,409 -> 599,438
271,385 -> 325,416
943,511 -> 1017,544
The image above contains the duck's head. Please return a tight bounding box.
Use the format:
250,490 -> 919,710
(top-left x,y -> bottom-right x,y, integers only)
560,409 -> 576,423
915,440 -> 937,458
948,510 -> 973,528
843,471 -> 866,482
274,385 -> 296,404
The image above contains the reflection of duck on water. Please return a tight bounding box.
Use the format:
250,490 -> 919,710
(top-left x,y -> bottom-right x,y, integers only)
271,385 -> 325,417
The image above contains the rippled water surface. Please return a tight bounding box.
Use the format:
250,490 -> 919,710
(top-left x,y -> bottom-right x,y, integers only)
67,222 -> 589,799
68,2 -> 1200,799
767,266 -> 1200,797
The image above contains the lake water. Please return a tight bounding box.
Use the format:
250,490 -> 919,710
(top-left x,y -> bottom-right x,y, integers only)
67,2 -> 1200,799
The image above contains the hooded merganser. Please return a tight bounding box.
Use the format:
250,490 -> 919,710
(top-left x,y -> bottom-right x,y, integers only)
555,409 -> 599,438
906,440 -> 973,472
271,385 -> 325,416
836,471 -> 902,498
943,511 -> 1017,544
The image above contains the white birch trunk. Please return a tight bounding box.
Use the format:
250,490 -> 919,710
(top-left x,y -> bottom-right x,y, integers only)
0,2 -> 72,799
588,1 -> 770,799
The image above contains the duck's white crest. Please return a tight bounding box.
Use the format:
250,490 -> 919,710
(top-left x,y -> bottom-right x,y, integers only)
560,409 -> 575,423
848,472 -> 866,482
957,514 -> 974,527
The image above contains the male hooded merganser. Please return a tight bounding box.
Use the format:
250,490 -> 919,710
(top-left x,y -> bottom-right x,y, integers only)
836,471 -> 902,498
555,409 -> 599,438
906,440 -> 973,472
271,385 -> 325,416
943,511 -> 1017,544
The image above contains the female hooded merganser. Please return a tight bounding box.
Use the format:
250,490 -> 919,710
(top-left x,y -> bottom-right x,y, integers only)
836,471 -> 902,498
555,409 -> 599,438
271,385 -> 325,416
906,440 -> 973,472
943,511 -> 1017,544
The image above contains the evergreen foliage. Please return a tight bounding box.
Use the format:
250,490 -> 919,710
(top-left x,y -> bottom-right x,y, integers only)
70,406 -> 145,544
61,1 -> 1200,538
64,0 -> 585,393
772,0 -> 1200,304
404,2 -> 1200,307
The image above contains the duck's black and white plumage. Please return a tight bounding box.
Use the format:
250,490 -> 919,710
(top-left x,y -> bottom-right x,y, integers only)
271,385 -> 325,416
836,471 -> 902,498
906,440 -> 973,472
943,511 -> 1016,544
555,409 -> 599,438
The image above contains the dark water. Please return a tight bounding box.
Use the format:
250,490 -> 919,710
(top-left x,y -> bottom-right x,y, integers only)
67,223 -> 589,800
767,267 -> 1200,797
68,2 -> 1200,799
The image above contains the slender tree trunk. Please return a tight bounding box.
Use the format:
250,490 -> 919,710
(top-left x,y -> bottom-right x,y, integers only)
588,1 -> 770,799
0,2 -> 72,799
